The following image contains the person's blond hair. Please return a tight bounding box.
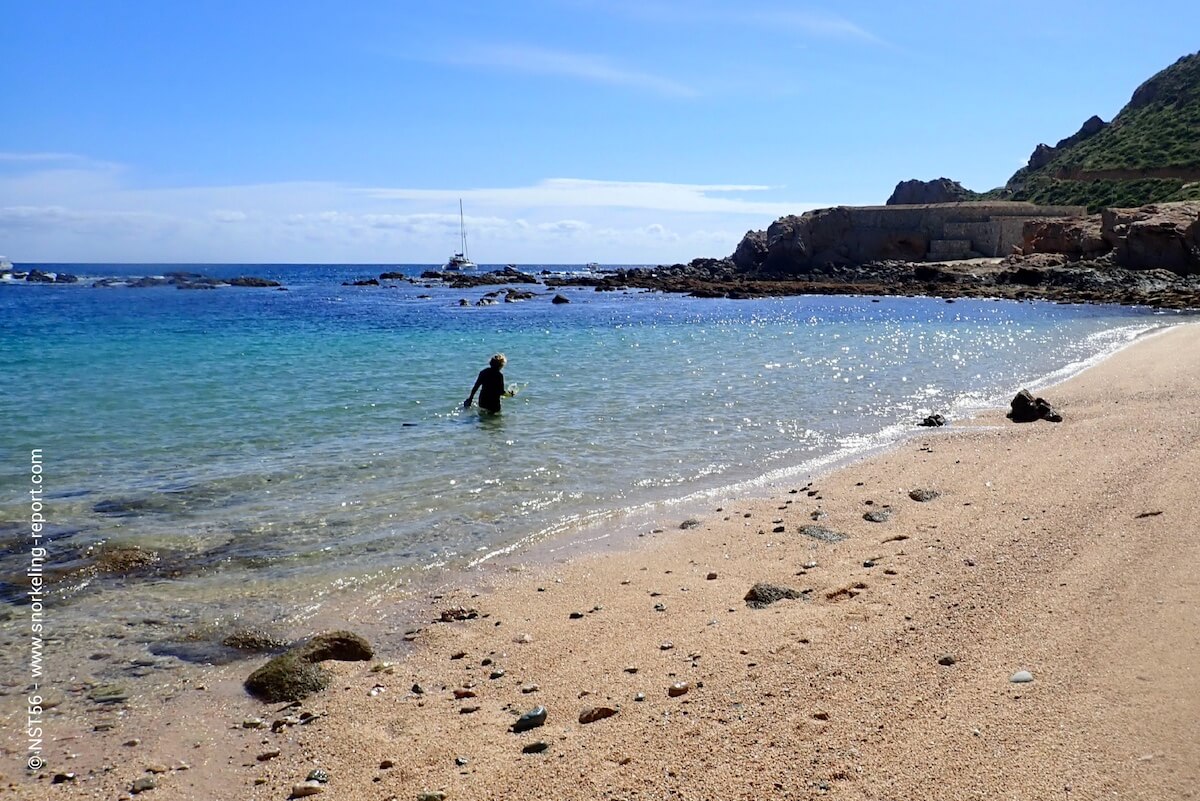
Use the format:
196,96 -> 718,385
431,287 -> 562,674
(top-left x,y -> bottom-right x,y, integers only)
489,353 -> 507,369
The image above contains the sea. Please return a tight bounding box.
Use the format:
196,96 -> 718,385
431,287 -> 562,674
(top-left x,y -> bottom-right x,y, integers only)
0,263 -> 1188,663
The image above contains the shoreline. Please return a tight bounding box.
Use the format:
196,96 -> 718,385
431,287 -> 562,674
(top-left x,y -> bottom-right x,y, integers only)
7,323 -> 1200,799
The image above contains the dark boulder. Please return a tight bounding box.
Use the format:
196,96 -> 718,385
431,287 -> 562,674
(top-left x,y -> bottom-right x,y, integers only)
54,272 -> 80,283
244,630 -> 373,702
551,293 -> 570,304
25,269 -> 55,283
1007,389 -> 1063,423
919,413 -> 947,427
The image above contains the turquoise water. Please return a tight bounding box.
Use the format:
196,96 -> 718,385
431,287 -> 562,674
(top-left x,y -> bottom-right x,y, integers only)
0,263 -> 1183,640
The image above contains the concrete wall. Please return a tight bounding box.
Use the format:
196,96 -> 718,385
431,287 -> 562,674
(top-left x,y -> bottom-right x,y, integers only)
835,203 -> 1085,259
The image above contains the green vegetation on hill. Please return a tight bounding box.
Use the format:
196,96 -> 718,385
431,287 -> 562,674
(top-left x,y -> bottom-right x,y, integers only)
1006,51 -> 1200,211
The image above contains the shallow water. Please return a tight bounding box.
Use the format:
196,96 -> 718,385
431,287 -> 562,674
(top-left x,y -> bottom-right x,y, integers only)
0,263 -> 1183,645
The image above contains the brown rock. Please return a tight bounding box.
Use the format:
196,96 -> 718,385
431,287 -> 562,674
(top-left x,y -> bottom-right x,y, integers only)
578,706 -> 619,724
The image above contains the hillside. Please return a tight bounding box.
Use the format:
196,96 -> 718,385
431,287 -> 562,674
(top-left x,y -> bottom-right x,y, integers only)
1003,51 -> 1200,210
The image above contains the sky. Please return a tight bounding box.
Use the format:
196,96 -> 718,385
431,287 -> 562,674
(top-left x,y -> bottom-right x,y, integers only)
2,1 -> 1198,265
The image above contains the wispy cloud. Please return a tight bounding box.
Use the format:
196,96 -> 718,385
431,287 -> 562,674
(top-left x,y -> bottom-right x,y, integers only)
564,0 -> 886,46
434,44 -> 698,98
363,178 -> 796,216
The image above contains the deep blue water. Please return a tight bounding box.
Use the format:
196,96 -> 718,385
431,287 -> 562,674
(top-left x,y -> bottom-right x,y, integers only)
0,263 -> 1183,639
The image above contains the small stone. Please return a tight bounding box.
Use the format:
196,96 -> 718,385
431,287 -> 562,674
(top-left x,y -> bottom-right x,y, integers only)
450,651 -> 466,660
52,773 -> 77,784
799,525 -> 847,543
145,764 -> 169,774
1010,670 -> 1034,683
489,669 -> 506,680
579,706 -> 618,724
513,633 -> 533,644
744,582 -> 805,608
706,572 -> 718,580
811,711 -> 830,721
937,654 -> 956,666
453,688 -> 477,699
680,519 -> 700,529
459,705 -> 480,714
909,488 -> 941,502
290,785 -> 324,799
863,560 -> 876,568
379,759 -> 395,769
623,666 -> 638,674
653,603 -> 666,612
123,738 -> 141,747
242,717 -> 265,729
257,750 -> 282,762
411,683 -> 425,694
416,793 -> 446,801
130,777 -> 157,794
569,612 -> 584,620
520,683 -> 539,694
88,684 -> 130,704
863,509 -> 893,523
660,642 -> 673,651
634,692 -> 645,702
306,769 -> 329,784
511,705 -> 547,732
454,756 -> 468,767
668,682 -> 690,697
522,741 -> 549,754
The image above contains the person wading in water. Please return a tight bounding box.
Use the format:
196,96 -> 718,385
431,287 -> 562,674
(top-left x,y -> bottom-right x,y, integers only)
464,353 -> 507,414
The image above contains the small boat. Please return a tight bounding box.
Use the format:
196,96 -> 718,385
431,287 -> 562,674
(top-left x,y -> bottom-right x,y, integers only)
444,200 -> 476,271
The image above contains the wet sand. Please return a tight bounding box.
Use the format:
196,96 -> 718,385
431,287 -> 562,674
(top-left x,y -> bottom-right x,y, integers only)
7,323 -> 1200,800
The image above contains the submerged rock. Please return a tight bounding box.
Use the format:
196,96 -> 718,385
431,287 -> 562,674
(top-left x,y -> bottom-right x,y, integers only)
244,630 -> 373,702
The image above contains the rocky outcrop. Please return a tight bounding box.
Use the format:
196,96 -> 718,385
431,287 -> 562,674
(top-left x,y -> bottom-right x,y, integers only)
1022,216 -> 1107,259
887,178 -> 975,205
1102,202 -> 1200,274
731,228 -> 768,269
1026,115 -> 1108,171
1021,201 -> 1200,274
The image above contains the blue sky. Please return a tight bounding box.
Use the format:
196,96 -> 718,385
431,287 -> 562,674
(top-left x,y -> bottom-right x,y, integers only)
2,1 -> 1197,264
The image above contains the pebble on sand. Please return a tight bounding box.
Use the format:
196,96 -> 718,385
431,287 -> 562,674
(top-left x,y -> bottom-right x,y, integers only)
668,682 -> 690,697
937,654 -> 957,666
511,705 -> 548,732
579,706 -> 619,724
1010,670 -> 1034,683
290,783 -> 324,798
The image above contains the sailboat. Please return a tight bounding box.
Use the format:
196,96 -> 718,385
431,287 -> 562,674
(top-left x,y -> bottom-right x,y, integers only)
444,200 -> 476,271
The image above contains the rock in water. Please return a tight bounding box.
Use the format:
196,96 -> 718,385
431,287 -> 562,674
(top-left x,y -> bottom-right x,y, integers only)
245,630 -> 373,702
919,413 -> 947,427
744,582 -> 805,608
551,293 -> 571,304
511,706 -> 548,733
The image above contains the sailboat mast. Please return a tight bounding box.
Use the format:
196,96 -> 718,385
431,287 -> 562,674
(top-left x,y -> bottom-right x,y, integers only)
459,199 -> 468,259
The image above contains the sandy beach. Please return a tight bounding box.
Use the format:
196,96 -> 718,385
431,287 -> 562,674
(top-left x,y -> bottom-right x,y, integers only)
9,321 -> 1200,801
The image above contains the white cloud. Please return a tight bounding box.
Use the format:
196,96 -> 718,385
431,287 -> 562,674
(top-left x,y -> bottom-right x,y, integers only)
0,155 -> 833,263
